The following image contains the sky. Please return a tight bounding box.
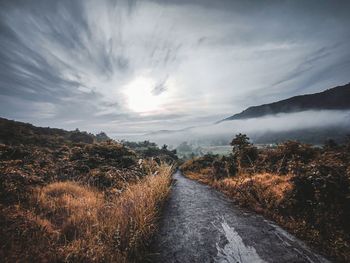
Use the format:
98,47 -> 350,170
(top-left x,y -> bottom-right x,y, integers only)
0,0 -> 350,138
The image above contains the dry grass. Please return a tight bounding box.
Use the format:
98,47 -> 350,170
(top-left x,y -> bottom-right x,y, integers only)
183,171 -> 350,262
1,164 -> 173,263
212,173 -> 292,212
180,140 -> 350,262
185,171 -> 292,211
35,182 -> 103,237
185,168 -> 212,184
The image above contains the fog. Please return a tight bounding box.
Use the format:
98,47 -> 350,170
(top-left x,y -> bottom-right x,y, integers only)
113,110 -> 350,146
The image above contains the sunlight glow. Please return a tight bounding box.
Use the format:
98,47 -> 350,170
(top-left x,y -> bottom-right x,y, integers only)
122,76 -> 164,113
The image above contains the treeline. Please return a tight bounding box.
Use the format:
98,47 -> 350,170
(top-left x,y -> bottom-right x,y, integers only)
0,117 -> 178,163
122,140 -> 178,163
0,117 -> 111,147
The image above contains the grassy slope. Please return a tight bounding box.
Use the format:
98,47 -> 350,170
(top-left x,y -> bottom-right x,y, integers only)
0,118 -> 175,262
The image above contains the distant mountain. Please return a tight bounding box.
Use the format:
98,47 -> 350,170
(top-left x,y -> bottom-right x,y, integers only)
144,126 -> 196,136
220,83 -> 350,122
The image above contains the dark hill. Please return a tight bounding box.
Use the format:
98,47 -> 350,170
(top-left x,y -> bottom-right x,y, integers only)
0,117 -> 98,147
220,83 -> 350,122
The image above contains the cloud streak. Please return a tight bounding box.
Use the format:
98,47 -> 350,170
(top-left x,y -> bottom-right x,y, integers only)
0,0 -> 350,136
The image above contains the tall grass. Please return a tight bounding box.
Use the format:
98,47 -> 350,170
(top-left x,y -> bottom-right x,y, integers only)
182,169 -> 349,262
1,164 -> 173,263
212,173 -> 292,212
184,170 -> 292,212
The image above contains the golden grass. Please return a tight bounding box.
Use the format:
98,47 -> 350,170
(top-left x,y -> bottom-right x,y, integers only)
35,181 -> 103,236
183,170 -> 350,262
185,171 -> 292,211
212,173 -> 292,211
1,164 -> 173,263
185,168 -> 213,184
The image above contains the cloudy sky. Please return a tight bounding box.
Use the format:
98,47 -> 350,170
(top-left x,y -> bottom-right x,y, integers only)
0,0 -> 350,136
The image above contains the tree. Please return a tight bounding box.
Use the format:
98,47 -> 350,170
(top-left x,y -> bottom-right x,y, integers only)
162,144 -> 168,150
230,133 -> 258,169
96,132 -> 110,142
69,130 -> 94,144
230,133 -> 251,151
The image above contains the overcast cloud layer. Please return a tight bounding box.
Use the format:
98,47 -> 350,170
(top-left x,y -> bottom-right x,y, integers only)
0,0 -> 350,136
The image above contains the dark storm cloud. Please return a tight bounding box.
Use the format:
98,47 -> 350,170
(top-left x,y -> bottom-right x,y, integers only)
0,0 -> 350,135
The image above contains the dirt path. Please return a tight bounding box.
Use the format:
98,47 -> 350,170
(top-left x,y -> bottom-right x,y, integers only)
149,171 -> 330,263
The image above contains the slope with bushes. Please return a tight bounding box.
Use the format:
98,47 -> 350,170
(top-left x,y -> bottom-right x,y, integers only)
181,135 -> 350,262
0,118 -> 175,262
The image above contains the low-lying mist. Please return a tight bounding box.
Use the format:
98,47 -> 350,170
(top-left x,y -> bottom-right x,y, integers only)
114,110 -> 350,147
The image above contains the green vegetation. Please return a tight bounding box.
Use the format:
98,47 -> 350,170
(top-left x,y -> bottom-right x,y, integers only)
181,134 -> 350,262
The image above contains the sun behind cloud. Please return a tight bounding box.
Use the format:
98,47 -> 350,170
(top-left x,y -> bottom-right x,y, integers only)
122,75 -> 165,114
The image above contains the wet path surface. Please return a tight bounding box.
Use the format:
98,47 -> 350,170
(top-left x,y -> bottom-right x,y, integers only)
149,171 -> 330,263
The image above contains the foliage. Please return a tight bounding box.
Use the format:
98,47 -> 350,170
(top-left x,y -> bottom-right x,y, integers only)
95,132 -> 111,142
0,117 -> 115,147
230,133 -> 251,151
122,140 -> 178,163
230,133 -> 258,169
0,119 -> 177,262
181,133 -> 350,262
181,153 -> 238,180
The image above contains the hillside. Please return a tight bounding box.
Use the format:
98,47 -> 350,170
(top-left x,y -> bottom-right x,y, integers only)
0,118 -> 175,262
220,83 -> 350,122
0,117 -> 113,146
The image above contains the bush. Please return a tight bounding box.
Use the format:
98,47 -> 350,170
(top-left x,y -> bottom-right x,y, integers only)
291,158 -> 350,232
69,130 -> 95,144
212,159 -> 227,179
223,154 -> 238,177
238,145 -> 259,168
182,134 -> 350,262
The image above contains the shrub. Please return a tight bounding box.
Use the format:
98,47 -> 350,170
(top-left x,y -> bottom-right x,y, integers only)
212,159 -> 227,179
182,134 -> 350,262
225,156 -> 238,176
238,145 -> 259,168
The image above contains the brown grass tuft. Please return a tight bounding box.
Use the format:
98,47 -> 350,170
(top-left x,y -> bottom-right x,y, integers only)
1,164 -> 173,263
212,173 -> 293,211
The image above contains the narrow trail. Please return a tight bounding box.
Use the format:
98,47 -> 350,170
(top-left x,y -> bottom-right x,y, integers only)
149,171 -> 330,263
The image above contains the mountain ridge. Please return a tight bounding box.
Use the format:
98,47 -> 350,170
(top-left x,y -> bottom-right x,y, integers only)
219,83 -> 350,122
